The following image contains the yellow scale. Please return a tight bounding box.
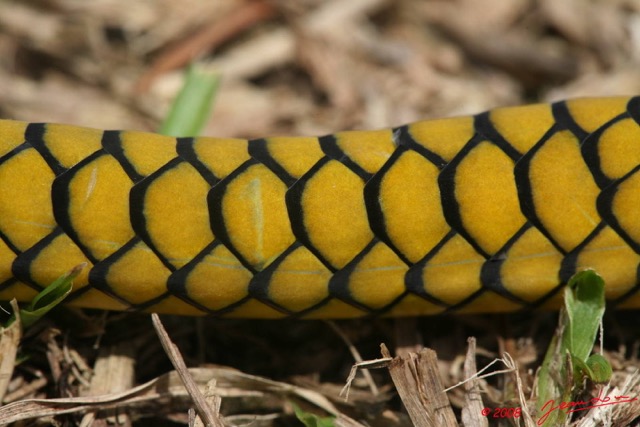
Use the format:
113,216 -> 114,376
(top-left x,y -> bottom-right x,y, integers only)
0,97 -> 638,318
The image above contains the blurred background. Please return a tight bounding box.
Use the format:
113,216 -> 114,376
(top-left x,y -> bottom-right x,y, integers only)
1,0 -> 639,138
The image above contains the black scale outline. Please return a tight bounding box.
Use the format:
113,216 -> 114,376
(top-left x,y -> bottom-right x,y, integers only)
248,138 -> 297,186
404,101 -> 566,313
318,134 -> 372,180
284,156 -> 341,273
319,133 -> 410,313
128,150 -> 222,276
364,123 -> 471,310
204,139 -> 338,316
436,112 -> 526,260
580,113 -> 630,189
393,125 -> 448,169
129,156 -> 192,273
404,230 -> 466,308
0,143 -> 36,254
247,136 -> 369,316
101,130 -> 145,182
596,164 -> 640,254
480,101 -> 615,310
246,240 -> 337,317
513,101 -> 591,255
628,96 -> 640,125
24,123 -> 66,175
10,228 -> 96,299
327,238 -> 410,315
102,129 -> 180,305
474,112 -> 523,161
560,96 -> 640,308
207,157 -> 278,275
175,137 -> 266,315
0,278 -> 19,293
101,131 -> 235,313
243,241 -> 299,316
362,145 -> 416,266
51,149 -> 110,265
552,219 -> 640,310
11,229 -> 59,291
181,135 -> 363,316
437,133 -> 494,260
166,240 -> 253,316
251,130 -> 424,316
0,122 -> 26,271
176,137 -> 220,185
479,222 -> 566,308
559,222 -> 609,284
87,236 -> 177,311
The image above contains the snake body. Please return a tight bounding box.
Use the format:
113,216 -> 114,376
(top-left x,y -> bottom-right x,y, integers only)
0,97 -> 639,318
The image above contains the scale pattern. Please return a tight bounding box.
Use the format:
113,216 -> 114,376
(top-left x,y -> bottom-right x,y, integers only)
0,97 -> 639,318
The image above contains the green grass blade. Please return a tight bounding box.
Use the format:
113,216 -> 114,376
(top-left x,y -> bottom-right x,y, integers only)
159,65 -> 220,137
292,403 -> 335,427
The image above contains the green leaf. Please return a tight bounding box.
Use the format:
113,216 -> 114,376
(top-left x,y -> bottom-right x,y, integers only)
292,403 -> 335,427
17,264 -> 83,329
159,65 -> 220,137
536,270 -> 611,424
585,353 -> 612,383
563,270 -> 606,362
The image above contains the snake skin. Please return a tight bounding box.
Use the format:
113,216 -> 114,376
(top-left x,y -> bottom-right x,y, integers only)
0,97 -> 639,318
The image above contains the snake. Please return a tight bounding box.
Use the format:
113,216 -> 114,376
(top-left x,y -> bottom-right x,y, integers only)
0,96 -> 639,318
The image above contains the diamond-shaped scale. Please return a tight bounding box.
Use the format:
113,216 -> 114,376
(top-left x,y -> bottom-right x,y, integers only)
328,128 -> 396,175
249,243 -> 332,314
13,230 -> 94,299
582,117 -> 640,187
88,238 -> 170,308
130,158 -> 215,270
439,136 -> 526,257
494,226 -> 564,303
570,225 -> 640,299
516,128 -> 601,253
52,151 -> 135,262
0,146 -> 57,251
488,102 -> 555,155
408,233 -> 485,307
208,160 -> 296,273
286,157 -> 374,270
565,97 -> 630,134
365,147 -> 449,264
168,241 -> 253,313
330,240 -> 408,312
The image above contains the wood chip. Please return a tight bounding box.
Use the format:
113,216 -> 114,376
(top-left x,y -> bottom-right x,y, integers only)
0,301 -> 22,403
460,338 -> 487,427
381,343 -> 458,427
